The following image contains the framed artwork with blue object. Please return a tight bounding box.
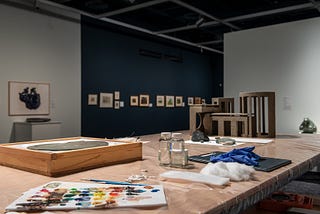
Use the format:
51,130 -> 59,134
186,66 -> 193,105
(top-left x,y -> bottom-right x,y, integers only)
8,81 -> 50,116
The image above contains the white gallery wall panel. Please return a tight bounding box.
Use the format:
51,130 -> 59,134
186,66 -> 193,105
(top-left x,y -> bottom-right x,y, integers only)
224,17 -> 320,134
0,4 -> 81,143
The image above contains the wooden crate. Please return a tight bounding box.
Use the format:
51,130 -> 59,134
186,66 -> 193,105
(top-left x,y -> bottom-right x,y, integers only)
0,137 -> 142,177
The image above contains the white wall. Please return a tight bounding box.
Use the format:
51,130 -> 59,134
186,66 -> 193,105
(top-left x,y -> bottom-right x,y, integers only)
0,4 -> 81,143
224,17 -> 320,134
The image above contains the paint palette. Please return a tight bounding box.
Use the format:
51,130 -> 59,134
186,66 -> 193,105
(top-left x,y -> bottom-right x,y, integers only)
6,181 -> 167,211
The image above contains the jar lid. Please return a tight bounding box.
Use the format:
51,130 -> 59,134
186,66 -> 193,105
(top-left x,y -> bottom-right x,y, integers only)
172,132 -> 183,138
160,132 -> 171,139
171,133 -> 185,144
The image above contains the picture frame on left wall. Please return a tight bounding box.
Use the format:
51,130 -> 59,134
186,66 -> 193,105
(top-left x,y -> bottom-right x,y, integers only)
156,95 -> 165,107
100,93 -> 113,108
114,91 -> 120,100
8,81 -> 50,116
187,97 -> 194,105
114,101 -> 120,109
175,96 -> 183,107
130,96 -> 139,106
195,97 -> 202,104
166,95 -> 175,107
88,94 -> 98,105
139,94 -> 150,107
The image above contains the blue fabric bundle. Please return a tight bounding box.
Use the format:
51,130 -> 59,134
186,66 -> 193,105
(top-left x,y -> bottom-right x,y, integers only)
209,146 -> 260,166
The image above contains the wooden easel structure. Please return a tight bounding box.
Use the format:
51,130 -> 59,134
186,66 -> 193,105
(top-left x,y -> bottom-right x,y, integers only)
211,97 -> 235,113
189,98 -> 234,135
211,113 -> 256,137
189,92 -> 276,138
239,91 -> 275,138
210,91 -> 275,138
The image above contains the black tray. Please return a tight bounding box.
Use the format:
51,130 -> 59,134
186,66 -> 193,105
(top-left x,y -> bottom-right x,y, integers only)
188,152 -> 291,172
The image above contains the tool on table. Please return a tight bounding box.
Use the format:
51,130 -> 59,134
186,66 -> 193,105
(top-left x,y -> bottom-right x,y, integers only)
81,178 -> 146,186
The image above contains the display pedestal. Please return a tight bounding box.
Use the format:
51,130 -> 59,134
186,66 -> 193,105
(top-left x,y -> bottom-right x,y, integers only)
14,121 -> 61,142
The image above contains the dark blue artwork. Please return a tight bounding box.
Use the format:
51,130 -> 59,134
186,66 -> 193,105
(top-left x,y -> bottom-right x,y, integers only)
19,87 -> 41,109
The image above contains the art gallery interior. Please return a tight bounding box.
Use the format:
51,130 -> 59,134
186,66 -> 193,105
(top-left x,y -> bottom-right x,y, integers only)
1,0 -> 320,213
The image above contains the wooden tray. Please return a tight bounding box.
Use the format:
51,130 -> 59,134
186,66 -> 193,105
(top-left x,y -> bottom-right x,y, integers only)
0,137 -> 142,177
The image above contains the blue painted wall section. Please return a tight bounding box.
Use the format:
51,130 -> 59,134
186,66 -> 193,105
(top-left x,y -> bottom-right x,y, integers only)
81,16 -> 223,138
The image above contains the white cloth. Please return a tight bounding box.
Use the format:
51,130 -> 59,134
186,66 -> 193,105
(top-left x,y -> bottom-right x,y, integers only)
200,162 -> 255,181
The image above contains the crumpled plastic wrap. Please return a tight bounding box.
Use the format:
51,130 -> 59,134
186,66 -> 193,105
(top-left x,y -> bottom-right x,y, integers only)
160,170 -> 230,186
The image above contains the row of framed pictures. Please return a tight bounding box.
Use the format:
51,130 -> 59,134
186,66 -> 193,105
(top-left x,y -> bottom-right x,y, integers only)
88,92 -> 123,109
88,92 -> 205,109
131,95 -> 205,107
130,95 -> 184,107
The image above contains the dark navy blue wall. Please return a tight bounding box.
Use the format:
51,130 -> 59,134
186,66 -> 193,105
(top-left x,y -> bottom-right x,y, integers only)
81,16 -> 223,138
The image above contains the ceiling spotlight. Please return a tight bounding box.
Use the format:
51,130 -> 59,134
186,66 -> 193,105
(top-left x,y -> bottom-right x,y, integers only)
128,0 -> 136,3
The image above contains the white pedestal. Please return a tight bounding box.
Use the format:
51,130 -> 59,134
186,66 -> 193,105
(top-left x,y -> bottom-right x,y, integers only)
14,121 -> 61,142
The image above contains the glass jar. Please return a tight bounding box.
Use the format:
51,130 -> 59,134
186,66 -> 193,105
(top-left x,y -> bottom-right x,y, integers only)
158,132 -> 172,166
170,133 -> 188,168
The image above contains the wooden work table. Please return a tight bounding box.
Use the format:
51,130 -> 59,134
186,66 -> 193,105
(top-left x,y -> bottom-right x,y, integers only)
1,131 -> 320,214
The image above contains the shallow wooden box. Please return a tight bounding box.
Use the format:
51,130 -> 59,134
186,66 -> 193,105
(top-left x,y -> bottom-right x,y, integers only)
0,137 -> 142,177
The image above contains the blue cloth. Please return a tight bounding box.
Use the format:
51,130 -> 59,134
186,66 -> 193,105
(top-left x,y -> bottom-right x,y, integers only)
209,146 -> 260,166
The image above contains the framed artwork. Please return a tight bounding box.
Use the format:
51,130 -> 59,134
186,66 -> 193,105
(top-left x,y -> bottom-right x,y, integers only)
187,97 -> 194,105
114,101 -> 120,109
130,96 -> 139,106
212,98 -> 219,105
8,81 -> 50,116
156,95 -> 165,107
114,91 -> 120,100
99,93 -> 113,108
175,96 -> 183,107
166,95 -> 174,107
202,99 -> 206,104
194,97 -> 202,104
139,94 -> 150,107
88,94 -> 98,105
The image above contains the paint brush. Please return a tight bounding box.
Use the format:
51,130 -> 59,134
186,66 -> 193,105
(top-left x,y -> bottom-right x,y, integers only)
81,178 -> 146,186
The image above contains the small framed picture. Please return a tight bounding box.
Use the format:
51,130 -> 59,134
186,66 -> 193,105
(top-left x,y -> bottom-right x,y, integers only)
100,93 -> 113,108
187,97 -> 194,105
202,98 -> 206,104
156,95 -> 165,107
212,98 -> 219,105
114,101 -> 120,109
114,91 -> 120,100
139,94 -> 150,107
194,97 -> 202,104
130,96 -> 139,106
88,94 -> 98,105
166,95 -> 175,107
175,96 -> 183,107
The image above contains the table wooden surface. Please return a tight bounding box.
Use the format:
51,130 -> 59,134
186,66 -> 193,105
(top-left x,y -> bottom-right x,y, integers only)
1,131 -> 320,214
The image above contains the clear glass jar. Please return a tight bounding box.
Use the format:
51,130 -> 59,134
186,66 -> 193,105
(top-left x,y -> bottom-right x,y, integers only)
170,133 -> 188,168
158,132 -> 172,166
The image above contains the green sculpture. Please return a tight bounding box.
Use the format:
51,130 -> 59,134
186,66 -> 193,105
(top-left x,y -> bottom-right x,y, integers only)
299,118 -> 317,134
